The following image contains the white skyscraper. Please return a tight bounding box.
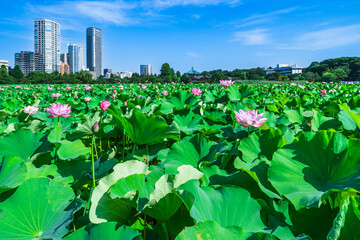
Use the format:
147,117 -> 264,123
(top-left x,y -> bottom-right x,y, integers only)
34,18 -> 60,73
140,64 -> 152,76
68,44 -> 84,73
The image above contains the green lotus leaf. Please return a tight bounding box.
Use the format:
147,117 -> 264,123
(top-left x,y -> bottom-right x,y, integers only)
48,126 -> 63,144
284,109 -> 304,124
327,196 -> 360,240
338,110 -> 357,130
176,221 -> 251,240
108,107 -> 180,145
90,160 -> 148,224
0,129 -> 44,161
164,134 -> 227,174
179,180 -> 266,232
25,163 -> 74,185
0,178 -> 80,240
0,156 -> 27,193
339,104 -> 360,130
227,84 -> 253,102
269,130 -> 360,210
76,112 -> 101,136
167,91 -> 198,110
238,128 -> 286,162
174,111 -> 203,135
63,222 -> 142,240
57,139 -> 90,160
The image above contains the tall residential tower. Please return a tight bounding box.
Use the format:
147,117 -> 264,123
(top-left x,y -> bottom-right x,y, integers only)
86,27 -> 102,78
34,18 -> 60,73
68,44 -> 84,73
140,64 -> 152,76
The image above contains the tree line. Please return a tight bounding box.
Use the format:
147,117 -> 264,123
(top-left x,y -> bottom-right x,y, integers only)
1,57 -> 360,84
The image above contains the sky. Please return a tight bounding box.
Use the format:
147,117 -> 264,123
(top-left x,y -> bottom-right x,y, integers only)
1,0 -> 360,74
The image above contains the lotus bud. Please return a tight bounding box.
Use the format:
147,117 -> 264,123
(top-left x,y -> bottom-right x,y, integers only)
92,122 -> 99,133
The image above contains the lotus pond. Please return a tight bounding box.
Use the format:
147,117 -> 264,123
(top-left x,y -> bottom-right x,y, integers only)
0,82 -> 360,240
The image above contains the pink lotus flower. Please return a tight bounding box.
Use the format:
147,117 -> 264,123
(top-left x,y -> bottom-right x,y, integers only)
84,86 -> 92,91
137,95 -> 142,98
113,90 -> 117,93
24,106 -> 39,115
220,80 -> 234,88
112,94 -> 116,98
65,86 -> 72,90
0,88 -> 4,91
15,85 -> 21,89
298,85 -> 305,89
119,86 -> 124,90
234,109 -> 267,128
162,90 -> 168,96
124,101 -> 127,107
191,88 -> 202,96
100,100 -> 111,111
48,87 -> 53,90
84,97 -> 91,102
320,89 -> 327,96
51,93 -> 61,98
142,86 -> 147,89
329,89 -> 337,93
46,103 -> 72,118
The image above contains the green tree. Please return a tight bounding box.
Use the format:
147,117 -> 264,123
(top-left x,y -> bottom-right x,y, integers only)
322,72 -> 337,82
11,65 -> 24,80
332,68 -> 348,81
0,65 -> 7,78
181,74 -> 191,83
160,63 -> 175,80
210,71 -> 226,82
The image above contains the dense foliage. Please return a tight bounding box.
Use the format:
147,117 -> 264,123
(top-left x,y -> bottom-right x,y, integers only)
0,82 -> 360,239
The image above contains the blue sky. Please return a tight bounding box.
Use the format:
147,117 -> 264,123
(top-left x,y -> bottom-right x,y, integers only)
1,0 -> 360,74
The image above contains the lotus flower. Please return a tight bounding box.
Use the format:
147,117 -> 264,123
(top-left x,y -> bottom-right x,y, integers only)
162,90 -> 168,96
191,88 -> 202,96
298,85 -> 305,89
65,86 -> 72,90
84,97 -> 91,102
142,86 -> 147,89
234,109 -> 267,128
51,93 -> 61,98
320,89 -> 327,96
15,85 -> 21,89
100,100 -> 111,111
24,106 -> 39,115
219,80 -> 234,88
46,103 -> 72,118
47,87 -> 53,90
84,86 -> 92,91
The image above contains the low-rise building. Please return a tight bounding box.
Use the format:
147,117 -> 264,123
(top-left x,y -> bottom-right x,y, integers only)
0,60 -> 9,72
113,71 -> 133,79
60,61 -> 70,75
264,64 -> 302,75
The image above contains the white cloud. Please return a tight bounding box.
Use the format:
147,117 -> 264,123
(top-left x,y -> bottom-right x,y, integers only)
191,14 -> 201,19
147,0 -> 242,8
28,1 -> 137,26
187,52 -> 200,57
230,29 -> 269,45
279,24 -> 360,50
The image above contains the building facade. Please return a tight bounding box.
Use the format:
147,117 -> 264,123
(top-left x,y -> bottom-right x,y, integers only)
140,64 -> 152,76
34,18 -> 60,73
60,61 -> 69,75
0,60 -> 8,72
68,44 -> 84,73
264,64 -> 303,76
60,53 -> 69,64
15,51 -> 41,76
86,27 -> 102,79
114,71 -> 133,79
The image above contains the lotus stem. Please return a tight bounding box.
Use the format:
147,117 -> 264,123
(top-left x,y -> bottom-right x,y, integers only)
91,134 -> 96,187
93,136 -> 99,160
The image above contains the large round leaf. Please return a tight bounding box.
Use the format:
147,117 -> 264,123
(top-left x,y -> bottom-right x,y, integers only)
64,222 -> 141,240
269,131 -> 360,210
179,180 -> 265,232
0,129 -> 44,160
57,139 -> 90,160
0,178 -> 79,240
90,160 -> 148,224
163,134 -> 227,174
108,107 -> 180,145
0,156 -> 27,193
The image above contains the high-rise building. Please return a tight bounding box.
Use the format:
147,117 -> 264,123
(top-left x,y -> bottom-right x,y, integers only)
140,64 -> 152,76
34,18 -> 60,73
86,27 -> 102,79
60,53 -> 69,64
15,51 -> 41,76
0,60 -> 8,72
104,68 -> 112,75
60,61 -> 69,75
68,44 -> 84,73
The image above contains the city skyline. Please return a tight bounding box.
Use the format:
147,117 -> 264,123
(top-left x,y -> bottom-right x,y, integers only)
1,1 -> 360,74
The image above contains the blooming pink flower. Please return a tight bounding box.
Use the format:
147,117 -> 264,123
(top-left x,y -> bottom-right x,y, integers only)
162,90 -> 168,96
24,106 -> 39,115
142,85 -> 147,89
320,89 -> 327,96
84,86 -> 92,91
191,88 -> 202,96
234,109 -> 267,128
113,90 -> 117,93
65,86 -> 72,90
48,87 -> 53,90
46,103 -> 72,118
298,85 -> 305,89
84,97 -> 91,102
137,95 -> 142,98
329,89 -> 337,93
112,94 -> 115,98
51,93 -> 61,98
100,100 -> 111,111
15,85 -> 21,89
220,80 -> 234,88
124,101 -> 127,107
